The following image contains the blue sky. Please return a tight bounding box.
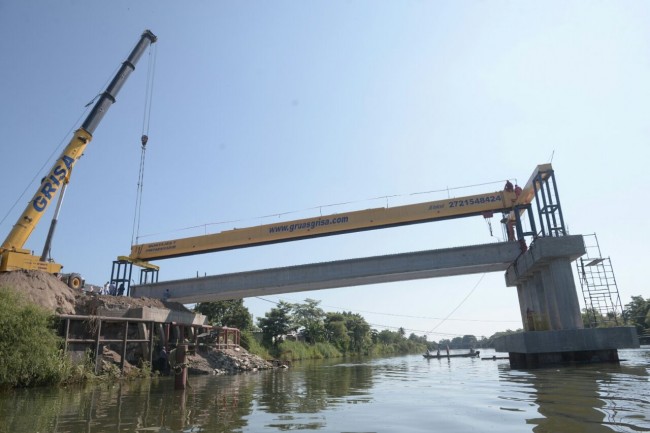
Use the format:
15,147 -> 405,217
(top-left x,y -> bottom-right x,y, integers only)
1,1 -> 648,340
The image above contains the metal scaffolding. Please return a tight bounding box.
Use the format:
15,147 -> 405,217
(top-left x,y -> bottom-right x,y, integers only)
576,234 -> 624,327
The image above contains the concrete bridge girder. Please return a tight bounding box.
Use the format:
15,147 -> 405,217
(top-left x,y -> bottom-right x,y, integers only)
132,242 -> 523,304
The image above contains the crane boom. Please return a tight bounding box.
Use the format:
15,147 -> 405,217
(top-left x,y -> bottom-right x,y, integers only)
127,169 -> 547,263
0,30 -> 157,274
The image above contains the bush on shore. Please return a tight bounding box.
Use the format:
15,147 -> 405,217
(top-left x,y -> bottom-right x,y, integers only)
274,340 -> 342,361
0,287 -> 66,388
241,330 -> 271,360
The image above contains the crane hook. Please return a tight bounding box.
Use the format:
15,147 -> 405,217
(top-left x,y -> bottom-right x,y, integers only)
141,134 -> 148,147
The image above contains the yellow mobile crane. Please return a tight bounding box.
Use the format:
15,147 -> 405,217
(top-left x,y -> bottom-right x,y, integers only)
119,164 -> 557,281
0,30 -> 157,288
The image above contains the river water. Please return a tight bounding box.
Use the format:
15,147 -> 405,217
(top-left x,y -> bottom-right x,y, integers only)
1,347 -> 648,433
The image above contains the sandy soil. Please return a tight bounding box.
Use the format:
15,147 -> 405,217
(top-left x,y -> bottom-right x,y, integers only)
0,269 -> 78,314
0,269 -> 189,315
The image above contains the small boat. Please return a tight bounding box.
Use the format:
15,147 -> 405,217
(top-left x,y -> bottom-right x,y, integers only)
423,350 -> 480,359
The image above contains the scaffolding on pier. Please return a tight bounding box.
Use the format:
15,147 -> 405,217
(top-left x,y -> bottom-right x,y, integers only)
576,234 -> 624,327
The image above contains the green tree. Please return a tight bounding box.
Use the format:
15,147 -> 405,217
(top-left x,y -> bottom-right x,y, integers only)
484,329 -> 521,348
292,299 -> 326,343
581,308 -> 620,328
257,301 -> 294,347
370,328 -> 379,344
408,333 -> 422,343
581,307 -> 602,328
377,329 -> 399,345
324,312 -> 350,351
461,335 -> 478,348
623,296 -> 649,335
194,299 -> 253,330
342,312 -> 371,353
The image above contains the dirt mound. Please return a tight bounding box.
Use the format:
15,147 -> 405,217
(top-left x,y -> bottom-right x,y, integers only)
0,269 -> 78,314
0,270 -> 191,316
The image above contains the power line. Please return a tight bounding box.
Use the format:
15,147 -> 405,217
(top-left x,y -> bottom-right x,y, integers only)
366,323 -> 476,338
254,297 -> 493,338
429,274 -> 486,333
253,295 -> 519,324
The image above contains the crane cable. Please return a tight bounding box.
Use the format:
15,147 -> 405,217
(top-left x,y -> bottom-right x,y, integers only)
0,111 -> 87,229
131,42 -> 157,246
0,62 -> 122,232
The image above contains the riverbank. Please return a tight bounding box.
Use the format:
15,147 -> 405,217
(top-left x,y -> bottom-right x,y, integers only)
188,347 -> 273,375
0,270 -> 275,387
98,344 -> 273,377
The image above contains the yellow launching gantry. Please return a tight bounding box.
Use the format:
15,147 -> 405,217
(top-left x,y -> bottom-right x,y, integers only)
0,30 -> 157,288
118,163 -> 563,286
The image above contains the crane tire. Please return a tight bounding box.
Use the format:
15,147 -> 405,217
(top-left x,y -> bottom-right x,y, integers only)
68,275 -> 82,290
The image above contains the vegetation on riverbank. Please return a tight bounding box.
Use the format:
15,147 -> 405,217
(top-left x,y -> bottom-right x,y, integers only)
0,286 -> 154,388
197,298 -> 428,360
624,296 -> 650,343
0,287 -> 65,388
580,296 -> 650,343
199,294 -> 650,360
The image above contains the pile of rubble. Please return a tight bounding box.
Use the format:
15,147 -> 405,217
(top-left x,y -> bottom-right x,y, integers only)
188,347 -> 274,375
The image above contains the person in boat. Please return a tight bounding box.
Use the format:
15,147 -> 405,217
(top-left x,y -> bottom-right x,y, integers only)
436,347 -> 440,356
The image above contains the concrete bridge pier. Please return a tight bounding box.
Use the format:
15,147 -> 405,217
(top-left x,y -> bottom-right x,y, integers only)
515,254 -> 584,332
494,235 -> 639,368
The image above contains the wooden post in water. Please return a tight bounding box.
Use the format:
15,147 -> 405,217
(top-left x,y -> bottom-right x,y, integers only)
174,345 -> 188,390
93,318 -> 103,375
121,321 -> 129,372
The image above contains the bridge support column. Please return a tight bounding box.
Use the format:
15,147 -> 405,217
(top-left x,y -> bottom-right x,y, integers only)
495,235 -> 639,368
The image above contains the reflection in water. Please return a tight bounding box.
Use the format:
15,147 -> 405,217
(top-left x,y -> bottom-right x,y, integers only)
0,375 -> 257,433
0,361 -> 374,433
257,360 -> 374,418
498,362 -> 650,433
0,349 -> 648,432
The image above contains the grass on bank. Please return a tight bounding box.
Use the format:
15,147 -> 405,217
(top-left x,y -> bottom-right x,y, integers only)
274,340 -> 343,361
265,339 -> 426,362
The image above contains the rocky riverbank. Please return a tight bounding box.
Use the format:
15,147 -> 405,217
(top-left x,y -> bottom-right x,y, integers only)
188,347 -> 274,375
